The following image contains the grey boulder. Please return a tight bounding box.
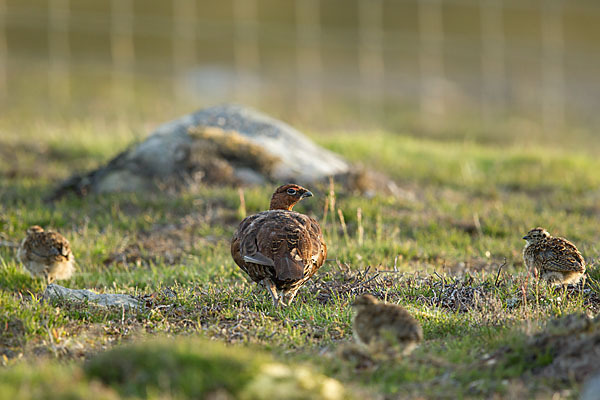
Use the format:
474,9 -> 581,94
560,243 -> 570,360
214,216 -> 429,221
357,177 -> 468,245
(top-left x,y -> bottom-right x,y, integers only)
49,104 -> 351,199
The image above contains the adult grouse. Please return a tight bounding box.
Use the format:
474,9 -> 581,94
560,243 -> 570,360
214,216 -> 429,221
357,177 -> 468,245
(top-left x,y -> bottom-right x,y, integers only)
231,184 -> 326,306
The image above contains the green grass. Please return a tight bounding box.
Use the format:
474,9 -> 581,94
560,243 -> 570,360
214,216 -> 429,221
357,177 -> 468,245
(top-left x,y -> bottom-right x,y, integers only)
1,114 -> 599,399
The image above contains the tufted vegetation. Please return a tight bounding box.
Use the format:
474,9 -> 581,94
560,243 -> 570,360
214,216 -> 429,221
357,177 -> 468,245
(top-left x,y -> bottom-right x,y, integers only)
1,112 -> 600,399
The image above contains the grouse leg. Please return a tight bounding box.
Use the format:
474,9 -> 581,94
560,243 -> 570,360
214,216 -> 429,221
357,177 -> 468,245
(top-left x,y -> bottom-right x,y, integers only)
44,270 -> 53,285
261,279 -> 281,307
283,287 -> 301,306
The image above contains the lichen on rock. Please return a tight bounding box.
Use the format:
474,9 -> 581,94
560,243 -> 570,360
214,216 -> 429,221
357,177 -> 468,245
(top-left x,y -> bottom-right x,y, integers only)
48,105 -> 352,200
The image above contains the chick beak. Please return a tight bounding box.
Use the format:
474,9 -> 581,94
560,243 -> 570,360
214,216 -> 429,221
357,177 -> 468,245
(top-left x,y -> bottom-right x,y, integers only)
301,191 -> 313,198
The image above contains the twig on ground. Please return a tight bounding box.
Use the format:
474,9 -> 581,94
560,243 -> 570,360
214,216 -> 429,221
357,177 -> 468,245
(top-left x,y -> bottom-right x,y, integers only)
494,258 -> 507,287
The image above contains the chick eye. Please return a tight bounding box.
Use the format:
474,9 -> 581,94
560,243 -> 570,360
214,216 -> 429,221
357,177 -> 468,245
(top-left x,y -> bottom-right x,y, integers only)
287,188 -> 297,195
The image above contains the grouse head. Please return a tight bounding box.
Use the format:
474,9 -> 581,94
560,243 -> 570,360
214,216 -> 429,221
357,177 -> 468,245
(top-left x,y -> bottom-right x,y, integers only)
26,225 -> 45,235
269,184 -> 313,211
352,294 -> 380,310
523,227 -> 550,244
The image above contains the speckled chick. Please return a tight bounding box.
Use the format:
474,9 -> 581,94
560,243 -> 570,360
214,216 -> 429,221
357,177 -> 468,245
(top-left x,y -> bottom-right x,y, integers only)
352,294 -> 423,357
17,225 -> 75,284
523,227 -> 585,285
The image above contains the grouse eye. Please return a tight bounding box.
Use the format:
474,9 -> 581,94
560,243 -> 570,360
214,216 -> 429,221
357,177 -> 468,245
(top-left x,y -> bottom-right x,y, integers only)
287,188 -> 297,195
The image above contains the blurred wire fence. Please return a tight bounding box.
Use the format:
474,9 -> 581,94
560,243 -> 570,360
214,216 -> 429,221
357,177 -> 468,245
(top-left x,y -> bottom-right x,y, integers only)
1,0 -> 599,133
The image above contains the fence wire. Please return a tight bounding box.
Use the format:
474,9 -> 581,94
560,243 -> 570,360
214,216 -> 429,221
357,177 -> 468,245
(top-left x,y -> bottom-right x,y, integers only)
1,0 -> 600,131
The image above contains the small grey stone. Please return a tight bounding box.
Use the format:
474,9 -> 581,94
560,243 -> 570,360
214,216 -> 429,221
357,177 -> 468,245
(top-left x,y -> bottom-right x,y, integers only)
44,284 -> 142,310
581,373 -> 600,400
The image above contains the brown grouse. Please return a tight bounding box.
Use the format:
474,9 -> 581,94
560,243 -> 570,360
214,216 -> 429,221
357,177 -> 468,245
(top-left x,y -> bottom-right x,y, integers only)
523,227 -> 586,285
231,184 -> 326,306
18,225 -> 75,284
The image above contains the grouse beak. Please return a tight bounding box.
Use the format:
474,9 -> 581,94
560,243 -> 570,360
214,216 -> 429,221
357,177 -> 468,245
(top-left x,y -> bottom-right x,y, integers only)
301,191 -> 313,198
522,235 -> 529,240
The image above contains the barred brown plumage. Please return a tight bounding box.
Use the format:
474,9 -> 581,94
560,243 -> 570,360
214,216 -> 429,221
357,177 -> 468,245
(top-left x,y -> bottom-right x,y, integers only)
17,225 -> 75,284
523,227 -> 586,285
231,184 -> 326,307
352,294 -> 422,357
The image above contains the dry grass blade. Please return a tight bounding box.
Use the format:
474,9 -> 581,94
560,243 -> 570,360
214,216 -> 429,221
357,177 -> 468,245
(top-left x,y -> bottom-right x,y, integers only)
337,208 -> 350,245
328,177 -> 337,240
237,188 -> 246,220
357,207 -> 364,246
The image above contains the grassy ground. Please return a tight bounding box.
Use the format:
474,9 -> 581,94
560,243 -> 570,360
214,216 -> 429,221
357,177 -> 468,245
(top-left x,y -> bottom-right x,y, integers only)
1,111 -> 600,399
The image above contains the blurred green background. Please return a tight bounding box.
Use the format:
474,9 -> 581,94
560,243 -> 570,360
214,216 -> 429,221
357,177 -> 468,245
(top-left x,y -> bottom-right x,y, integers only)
2,4 -> 600,398
1,0 -> 600,144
